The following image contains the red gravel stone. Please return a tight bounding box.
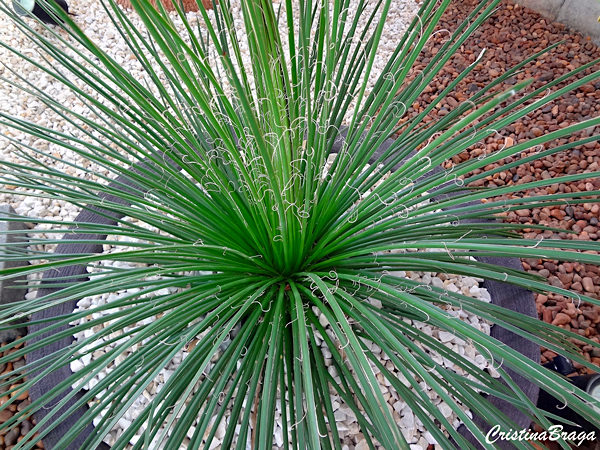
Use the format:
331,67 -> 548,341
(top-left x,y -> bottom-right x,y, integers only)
582,277 -> 595,292
552,313 -> 572,326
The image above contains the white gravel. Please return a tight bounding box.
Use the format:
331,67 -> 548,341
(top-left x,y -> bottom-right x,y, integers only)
1,0 -> 499,449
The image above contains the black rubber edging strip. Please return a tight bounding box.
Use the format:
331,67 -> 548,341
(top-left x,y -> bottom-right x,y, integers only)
25,136 -> 538,449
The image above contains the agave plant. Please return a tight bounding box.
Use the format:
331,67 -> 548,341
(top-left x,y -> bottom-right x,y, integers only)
1,0 -> 600,448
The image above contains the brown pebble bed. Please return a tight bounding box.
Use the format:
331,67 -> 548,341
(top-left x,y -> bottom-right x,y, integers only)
0,338 -> 43,449
401,0 -> 600,373
1,0 -> 599,447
